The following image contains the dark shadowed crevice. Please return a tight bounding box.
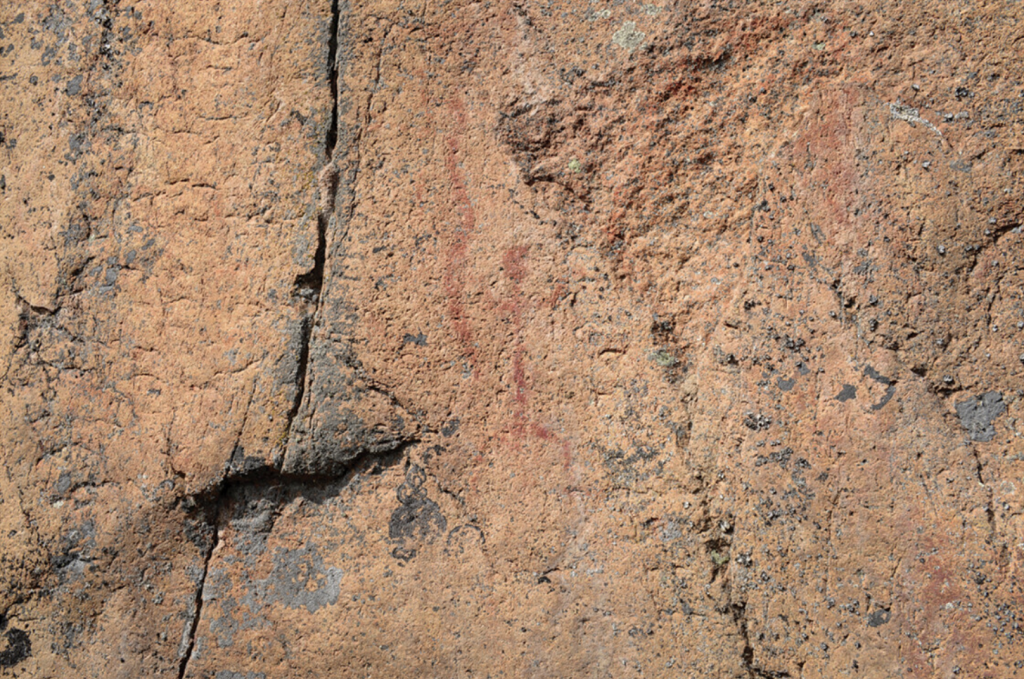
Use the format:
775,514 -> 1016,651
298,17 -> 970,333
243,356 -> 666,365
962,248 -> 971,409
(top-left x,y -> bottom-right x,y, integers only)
177,3 -> 344,676
285,0 -> 341,449
325,0 -> 340,158
282,313 -> 314,450
173,441 -> 413,679
730,602 -> 791,679
175,444 -> 410,678
176,489 -> 222,679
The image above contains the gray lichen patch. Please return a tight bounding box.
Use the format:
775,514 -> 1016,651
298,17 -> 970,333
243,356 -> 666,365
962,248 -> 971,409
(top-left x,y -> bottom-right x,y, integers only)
835,384 -> 857,402
955,392 -> 1006,442
264,545 -> 343,613
612,21 -> 645,52
206,545 -> 343,649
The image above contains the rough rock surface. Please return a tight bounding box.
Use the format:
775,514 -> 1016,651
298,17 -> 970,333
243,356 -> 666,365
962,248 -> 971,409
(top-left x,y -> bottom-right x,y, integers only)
1,0 -> 1023,677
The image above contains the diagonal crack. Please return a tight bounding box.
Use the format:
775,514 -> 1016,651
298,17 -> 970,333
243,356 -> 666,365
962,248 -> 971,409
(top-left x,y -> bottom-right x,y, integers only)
176,489 -> 222,679
176,3 -> 344,676
728,592 -> 791,678
285,0 -> 341,447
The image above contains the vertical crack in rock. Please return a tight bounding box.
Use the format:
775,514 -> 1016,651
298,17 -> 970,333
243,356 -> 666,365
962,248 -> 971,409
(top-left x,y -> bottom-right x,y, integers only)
324,0 -> 341,158
734,603 -> 757,677
177,494 -> 222,679
176,5 -> 343,676
285,0 -> 340,445
730,601 -> 790,679
279,15 -> 416,478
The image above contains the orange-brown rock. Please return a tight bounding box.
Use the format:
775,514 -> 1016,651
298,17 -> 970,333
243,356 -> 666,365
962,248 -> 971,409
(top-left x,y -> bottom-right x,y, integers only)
1,0 -> 1022,677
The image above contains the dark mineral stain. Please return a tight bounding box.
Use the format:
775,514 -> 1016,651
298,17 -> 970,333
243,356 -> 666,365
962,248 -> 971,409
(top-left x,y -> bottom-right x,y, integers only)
440,418 -> 460,437
955,392 -> 1006,442
0,615 -> 31,668
867,608 -> 891,627
389,464 -> 447,561
835,384 -> 857,402
777,377 -> 795,392
870,386 -> 896,410
391,546 -> 417,562
864,365 -> 896,410
863,366 -> 892,386
403,333 -> 427,346
743,413 -> 772,431
755,447 -> 793,468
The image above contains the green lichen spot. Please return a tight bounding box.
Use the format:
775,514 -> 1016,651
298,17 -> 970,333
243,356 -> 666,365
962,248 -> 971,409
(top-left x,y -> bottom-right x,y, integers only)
711,550 -> 729,566
651,350 -> 678,368
568,158 -> 583,173
612,21 -> 645,52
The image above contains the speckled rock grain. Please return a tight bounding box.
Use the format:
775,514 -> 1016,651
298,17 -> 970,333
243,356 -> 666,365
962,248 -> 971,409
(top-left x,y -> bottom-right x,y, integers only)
1,0 -> 1023,678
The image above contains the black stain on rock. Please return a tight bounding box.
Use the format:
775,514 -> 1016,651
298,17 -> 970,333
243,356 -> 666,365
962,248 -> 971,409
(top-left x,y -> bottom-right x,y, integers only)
391,546 -> 417,561
599,443 -> 667,487
389,464 -> 447,561
863,366 -> 891,385
867,608 -> 891,627
835,384 -> 857,402
743,413 -> 772,431
0,614 -> 31,668
955,392 -> 1006,442
228,444 -> 271,478
440,418 -> 460,437
755,447 -> 793,468
864,365 -> 896,410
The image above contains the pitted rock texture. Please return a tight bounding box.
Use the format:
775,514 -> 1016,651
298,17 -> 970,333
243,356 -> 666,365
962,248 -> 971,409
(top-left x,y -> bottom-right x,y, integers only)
1,0 -> 1023,678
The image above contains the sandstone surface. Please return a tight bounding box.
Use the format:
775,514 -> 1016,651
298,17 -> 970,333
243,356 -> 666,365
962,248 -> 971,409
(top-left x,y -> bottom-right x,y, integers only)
1,0 -> 1023,677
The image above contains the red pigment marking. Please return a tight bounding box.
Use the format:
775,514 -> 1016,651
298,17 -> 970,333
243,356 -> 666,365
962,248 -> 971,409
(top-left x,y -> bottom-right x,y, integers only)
560,440 -> 573,471
436,98 -> 578,478
793,87 -> 866,244
892,527 -> 1005,674
493,246 -> 576,473
502,245 -> 529,283
544,281 -> 567,309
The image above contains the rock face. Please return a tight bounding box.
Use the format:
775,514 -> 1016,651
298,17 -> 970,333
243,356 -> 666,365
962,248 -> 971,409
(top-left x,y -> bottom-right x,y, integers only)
1,0 -> 1023,677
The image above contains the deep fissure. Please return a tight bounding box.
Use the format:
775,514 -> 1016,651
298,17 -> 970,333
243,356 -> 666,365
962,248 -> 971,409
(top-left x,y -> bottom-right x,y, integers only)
287,0 -> 340,443
176,3 -> 343,674
176,487 -> 223,679
731,601 -> 790,679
